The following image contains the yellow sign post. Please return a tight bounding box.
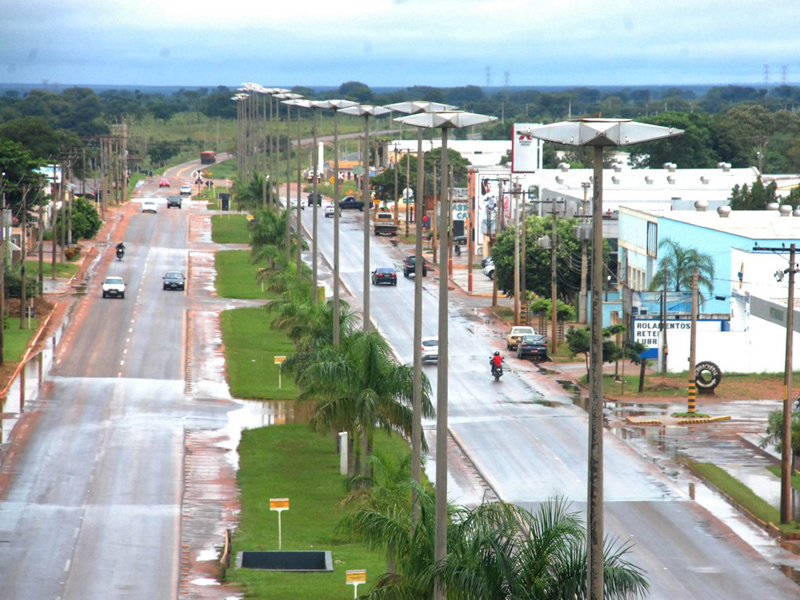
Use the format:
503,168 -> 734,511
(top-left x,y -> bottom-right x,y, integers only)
269,498 -> 289,549
274,355 -> 287,388
346,569 -> 366,598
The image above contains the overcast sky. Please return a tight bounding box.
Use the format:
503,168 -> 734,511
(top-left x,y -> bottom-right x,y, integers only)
2,0 -> 798,89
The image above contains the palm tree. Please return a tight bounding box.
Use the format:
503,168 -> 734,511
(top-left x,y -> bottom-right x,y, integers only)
340,488 -> 649,600
249,208 -> 288,269
437,499 -> 649,600
287,330 -> 434,478
649,238 -> 715,300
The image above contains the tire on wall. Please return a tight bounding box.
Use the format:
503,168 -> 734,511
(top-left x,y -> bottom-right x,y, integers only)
695,361 -> 722,393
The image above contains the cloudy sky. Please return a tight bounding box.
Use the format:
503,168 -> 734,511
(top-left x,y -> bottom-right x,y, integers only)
2,0 -> 798,89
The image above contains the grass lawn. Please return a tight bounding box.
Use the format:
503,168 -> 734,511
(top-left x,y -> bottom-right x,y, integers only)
25,260 -> 80,279
491,305 -> 515,323
3,320 -> 40,362
220,307 -> 297,400
215,250 -> 271,300
766,465 -> 800,487
226,424 -> 410,599
212,214 -> 251,244
689,462 -> 800,535
200,158 -> 237,181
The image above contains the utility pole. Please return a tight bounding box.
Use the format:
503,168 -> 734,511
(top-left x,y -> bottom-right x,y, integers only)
393,144 -> 400,234
60,160 -> 68,261
551,202 -> 558,353
754,243 -> 798,524
513,186 -> 520,325
520,185 -> 527,316
781,245 -> 796,524
580,182 -> 590,324
19,187 -> 28,330
0,175 -> 5,364
432,163 -> 437,263
38,182 -> 44,294
405,150 -> 412,234
448,165 -> 454,276
661,263 -> 669,373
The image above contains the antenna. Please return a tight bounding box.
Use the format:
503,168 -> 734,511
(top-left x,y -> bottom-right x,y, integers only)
764,64 -> 770,86
485,66 -> 491,88
781,65 -> 788,85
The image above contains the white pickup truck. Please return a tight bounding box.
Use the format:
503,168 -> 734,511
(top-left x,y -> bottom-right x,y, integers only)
102,276 -> 126,299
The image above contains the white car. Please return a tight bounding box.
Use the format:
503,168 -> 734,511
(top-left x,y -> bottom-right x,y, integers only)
324,204 -> 337,218
421,337 -> 438,362
102,276 -> 126,299
142,201 -> 157,214
180,184 -> 192,196
483,257 -> 495,279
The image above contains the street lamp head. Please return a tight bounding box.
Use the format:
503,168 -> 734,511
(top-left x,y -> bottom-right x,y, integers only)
313,99 -> 358,111
525,118 -> 683,147
395,111 -> 497,130
339,105 -> 391,117
384,101 -> 459,114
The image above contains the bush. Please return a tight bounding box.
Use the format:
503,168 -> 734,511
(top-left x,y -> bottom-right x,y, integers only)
54,197 -> 102,242
5,269 -> 41,298
64,246 -> 81,260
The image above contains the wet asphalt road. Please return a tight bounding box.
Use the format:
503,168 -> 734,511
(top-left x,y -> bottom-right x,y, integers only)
295,195 -> 800,599
0,181 -> 234,599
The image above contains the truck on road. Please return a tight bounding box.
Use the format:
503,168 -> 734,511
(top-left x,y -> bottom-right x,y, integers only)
373,211 -> 398,236
200,150 -> 216,164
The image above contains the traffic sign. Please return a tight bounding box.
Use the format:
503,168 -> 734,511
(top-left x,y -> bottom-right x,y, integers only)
274,356 -> 287,364
346,569 -> 366,597
269,498 -> 289,549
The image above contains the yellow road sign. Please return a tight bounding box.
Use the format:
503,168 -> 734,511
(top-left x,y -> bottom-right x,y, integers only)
270,498 -> 289,510
274,355 -> 287,364
346,570 -> 366,583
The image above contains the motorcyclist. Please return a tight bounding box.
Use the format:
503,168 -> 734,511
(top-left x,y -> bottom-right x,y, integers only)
490,351 -> 503,375
116,242 -> 125,259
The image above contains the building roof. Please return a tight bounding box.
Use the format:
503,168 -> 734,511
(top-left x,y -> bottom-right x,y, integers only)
625,206 -> 800,240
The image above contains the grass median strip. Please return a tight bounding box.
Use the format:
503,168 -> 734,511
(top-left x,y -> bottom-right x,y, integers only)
689,462 -> 800,534
212,214 -> 250,244
225,424 -> 406,598
221,307 -> 296,400
215,250 -> 271,299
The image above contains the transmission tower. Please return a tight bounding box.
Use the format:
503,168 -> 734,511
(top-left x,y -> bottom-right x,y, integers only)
485,66 -> 491,88
764,64 -> 770,86
781,65 -> 788,85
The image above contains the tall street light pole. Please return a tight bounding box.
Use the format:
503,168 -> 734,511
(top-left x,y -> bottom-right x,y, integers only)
527,119 -> 683,600
396,111 -> 496,600
340,105 -> 391,332
279,94 -> 304,263
386,101 -> 456,524
313,100 -> 357,346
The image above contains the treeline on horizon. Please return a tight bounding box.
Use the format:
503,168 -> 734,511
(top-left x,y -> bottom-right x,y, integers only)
1,80 -> 800,183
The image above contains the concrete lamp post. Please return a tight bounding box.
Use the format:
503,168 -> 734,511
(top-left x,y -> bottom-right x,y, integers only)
283,98 -> 314,282
278,94 -> 304,263
339,105 -> 391,332
385,101 -> 457,525
311,100 -> 357,347
395,110 -> 496,600
526,118 -> 683,600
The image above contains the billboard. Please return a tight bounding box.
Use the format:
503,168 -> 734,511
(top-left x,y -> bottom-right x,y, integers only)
511,123 -> 543,173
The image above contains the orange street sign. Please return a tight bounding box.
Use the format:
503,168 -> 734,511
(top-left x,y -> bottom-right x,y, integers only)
346,569 -> 366,583
270,498 -> 289,510
274,356 -> 287,364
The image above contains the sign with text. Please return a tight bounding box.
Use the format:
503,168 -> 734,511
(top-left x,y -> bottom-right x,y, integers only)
633,319 -> 723,358
273,356 -> 287,364
346,570 -> 366,583
452,201 -> 469,221
512,123 -> 541,173
269,498 -> 289,510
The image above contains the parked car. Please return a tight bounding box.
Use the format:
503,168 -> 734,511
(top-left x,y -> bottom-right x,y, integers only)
163,271 -> 186,291
142,201 -> 158,214
421,337 -> 438,362
506,326 -> 536,350
371,267 -> 397,286
102,276 -> 126,299
324,204 -> 337,218
483,257 -> 495,279
167,195 -> 182,209
179,184 -> 192,196
159,178 -> 170,188
402,255 -> 428,277
307,193 -> 322,206
517,334 -> 548,361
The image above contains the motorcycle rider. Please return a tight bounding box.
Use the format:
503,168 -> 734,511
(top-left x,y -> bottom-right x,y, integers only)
116,241 -> 125,258
490,351 -> 503,376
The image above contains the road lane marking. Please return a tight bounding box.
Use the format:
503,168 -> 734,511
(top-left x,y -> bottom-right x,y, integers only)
63,559 -> 70,572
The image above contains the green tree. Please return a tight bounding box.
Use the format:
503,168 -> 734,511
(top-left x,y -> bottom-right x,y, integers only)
729,179 -> 779,210
54,196 -> 102,241
629,112 -> 718,168
565,324 -> 629,373
648,238 -> 715,301
759,410 -> 800,473
288,330 -> 434,478
338,81 -> 373,103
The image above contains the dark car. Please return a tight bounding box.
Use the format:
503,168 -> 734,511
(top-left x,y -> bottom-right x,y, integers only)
371,267 -> 397,286
516,334 -> 548,361
167,195 -> 182,209
307,193 -> 322,206
339,196 -> 365,211
402,255 -> 427,278
163,271 -> 186,291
